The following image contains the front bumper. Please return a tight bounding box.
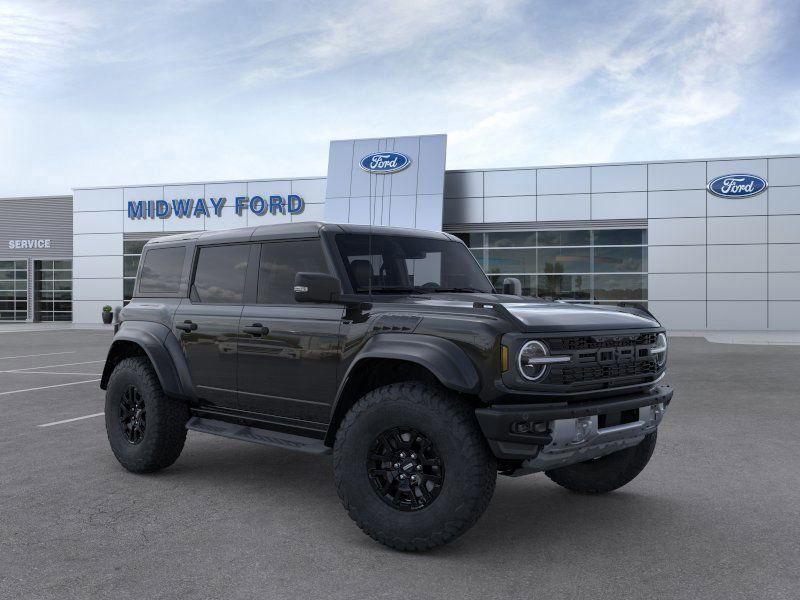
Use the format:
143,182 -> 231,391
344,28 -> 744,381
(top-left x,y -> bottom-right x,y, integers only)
475,384 -> 673,472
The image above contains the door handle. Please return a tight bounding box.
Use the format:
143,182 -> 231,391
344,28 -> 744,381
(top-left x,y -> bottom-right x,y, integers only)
243,323 -> 269,336
176,320 -> 198,332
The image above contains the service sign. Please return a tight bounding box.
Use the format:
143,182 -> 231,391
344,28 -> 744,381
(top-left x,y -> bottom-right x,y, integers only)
127,195 -> 305,220
707,174 -> 768,198
8,239 -> 51,249
359,152 -> 411,174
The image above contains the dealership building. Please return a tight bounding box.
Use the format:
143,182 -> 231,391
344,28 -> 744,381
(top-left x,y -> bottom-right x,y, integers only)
1,133 -> 798,331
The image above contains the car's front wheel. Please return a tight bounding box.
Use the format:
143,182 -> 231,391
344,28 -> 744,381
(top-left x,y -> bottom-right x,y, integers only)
105,357 -> 189,473
333,382 -> 497,551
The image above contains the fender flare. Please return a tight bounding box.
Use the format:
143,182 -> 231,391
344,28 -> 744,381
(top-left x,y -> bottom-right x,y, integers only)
325,334 -> 480,444
100,321 -> 196,401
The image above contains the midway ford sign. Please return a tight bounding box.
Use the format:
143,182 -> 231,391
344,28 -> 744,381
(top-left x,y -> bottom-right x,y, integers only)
359,152 -> 411,174
127,195 -> 305,220
707,174 -> 768,198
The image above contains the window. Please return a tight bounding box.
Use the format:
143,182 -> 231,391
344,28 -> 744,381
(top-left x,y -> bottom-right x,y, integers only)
35,260 -> 72,321
257,240 -> 328,304
335,233 -> 493,294
192,244 -> 249,304
138,246 -> 186,295
0,260 -> 27,321
457,228 -> 647,305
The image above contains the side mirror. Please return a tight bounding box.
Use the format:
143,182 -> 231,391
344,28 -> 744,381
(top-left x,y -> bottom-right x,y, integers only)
501,277 -> 522,295
294,272 -> 342,303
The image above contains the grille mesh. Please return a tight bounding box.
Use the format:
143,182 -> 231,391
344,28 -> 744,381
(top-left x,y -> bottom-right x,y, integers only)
547,333 -> 657,351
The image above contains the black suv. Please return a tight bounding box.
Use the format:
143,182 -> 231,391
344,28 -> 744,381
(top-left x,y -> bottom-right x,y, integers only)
102,222 -> 672,550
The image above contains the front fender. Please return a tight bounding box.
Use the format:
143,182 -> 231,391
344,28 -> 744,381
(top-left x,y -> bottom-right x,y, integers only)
101,321 -> 196,401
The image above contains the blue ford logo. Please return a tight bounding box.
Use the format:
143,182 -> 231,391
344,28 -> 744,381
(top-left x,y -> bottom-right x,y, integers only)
359,152 -> 411,174
707,174 -> 767,198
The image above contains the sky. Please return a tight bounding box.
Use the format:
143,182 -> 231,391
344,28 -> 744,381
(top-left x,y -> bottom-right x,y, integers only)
0,0 -> 799,197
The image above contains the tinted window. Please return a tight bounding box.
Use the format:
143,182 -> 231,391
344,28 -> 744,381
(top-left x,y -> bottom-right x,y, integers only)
258,240 -> 328,304
193,244 -> 250,304
138,247 -> 186,294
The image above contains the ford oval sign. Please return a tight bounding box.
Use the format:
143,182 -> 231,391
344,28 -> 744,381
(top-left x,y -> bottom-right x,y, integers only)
707,174 -> 768,198
359,152 -> 411,174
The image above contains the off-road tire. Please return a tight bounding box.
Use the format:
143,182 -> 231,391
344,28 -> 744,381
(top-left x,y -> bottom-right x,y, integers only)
545,431 -> 658,494
105,357 -> 189,473
333,382 -> 497,551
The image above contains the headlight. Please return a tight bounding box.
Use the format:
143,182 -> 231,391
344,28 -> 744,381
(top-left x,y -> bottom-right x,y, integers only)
517,340 -> 570,381
651,333 -> 667,367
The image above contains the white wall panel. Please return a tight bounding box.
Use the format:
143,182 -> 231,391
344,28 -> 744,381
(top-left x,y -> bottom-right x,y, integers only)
768,186 -> 800,215
349,139 -> 381,197
325,140 -> 353,198
591,192 -> 646,219
768,157 -> 800,187
249,179 -> 293,198
707,191 -> 767,217
415,194 -> 444,232
769,301 -> 800,330
74,187 -> 124,212
647,162 -> 706,191
537,167 -> 589,195
648,301 -> 706,329
291,202 -> 325,223
387,196 -> 416,228
707,244 -> 767,272
73,300 -> 122,325
161,184 -> 206,232
648,189 -> 706,218
648,246 -> 706,273
537,194 -> 590,221
484,170 -> 535,197
73,277 -> 123,301
324,197 -> 349,223
73,233 -> 123,256
483,196 -> 536,223
443,196 -> 482,223
73,255 -> 123,279
769,273 -> 800,300
591,164 -> 646,193
445,172 -> 483,198
707,158 -> 767,180
707,216 -> 766,245
124,213 -> 164,233
768,244 -> 800,272
708,301 -> 767,330
649,273 -> 706,300
417,136 -> 448,195
648,218 -> 705,245
708,273 -> 766,300
74,210 -> 123,235
205,206 -> 252,230
347,197 -> 372,225
386,137 -> 422,196
769,215 -> 800,243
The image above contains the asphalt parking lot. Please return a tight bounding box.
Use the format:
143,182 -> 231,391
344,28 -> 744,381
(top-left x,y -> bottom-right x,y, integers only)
1,328 -> 798,599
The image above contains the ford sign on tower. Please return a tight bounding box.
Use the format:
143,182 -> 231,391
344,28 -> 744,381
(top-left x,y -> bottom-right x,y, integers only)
359,152 -> 411,174
707,174 -> 768,198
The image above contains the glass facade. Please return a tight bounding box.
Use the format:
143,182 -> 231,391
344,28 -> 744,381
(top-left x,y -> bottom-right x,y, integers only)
35,260 -> 72,321
0,260 -> 28,321
123,240 -> 146,304
456,228 -> 647,306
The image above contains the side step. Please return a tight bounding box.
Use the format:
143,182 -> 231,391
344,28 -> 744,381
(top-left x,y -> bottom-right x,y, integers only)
186,416 -> 331,455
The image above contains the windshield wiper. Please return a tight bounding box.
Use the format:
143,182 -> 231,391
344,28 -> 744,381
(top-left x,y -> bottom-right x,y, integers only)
356,286 -> 428,294
429,287 -> 488,293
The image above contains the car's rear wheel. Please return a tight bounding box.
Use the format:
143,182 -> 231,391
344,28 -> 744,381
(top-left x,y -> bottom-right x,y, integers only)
333,382 -> 496,551
105,357 -> 188,473
545,431 -> 658,494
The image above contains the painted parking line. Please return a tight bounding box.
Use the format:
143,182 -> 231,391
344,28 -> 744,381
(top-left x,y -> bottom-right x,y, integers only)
0,351 -> 76,361
38,412 -> 105,428
0,379 -> 101,396
0,360 -> 105,373
5,371 -> 102,376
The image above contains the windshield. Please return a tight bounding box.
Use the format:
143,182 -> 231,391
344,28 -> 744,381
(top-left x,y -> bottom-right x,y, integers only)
335,233 -> 494,294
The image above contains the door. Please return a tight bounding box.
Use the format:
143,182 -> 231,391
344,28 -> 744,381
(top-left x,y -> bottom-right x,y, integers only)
237,239 -> 345,426
173,243 -> 253,409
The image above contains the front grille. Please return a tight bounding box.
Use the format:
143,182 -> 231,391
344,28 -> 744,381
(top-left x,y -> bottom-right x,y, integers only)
540,332 -> 662,390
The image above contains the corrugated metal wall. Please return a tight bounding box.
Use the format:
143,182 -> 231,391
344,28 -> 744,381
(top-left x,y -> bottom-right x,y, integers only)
0,196 -> 73,259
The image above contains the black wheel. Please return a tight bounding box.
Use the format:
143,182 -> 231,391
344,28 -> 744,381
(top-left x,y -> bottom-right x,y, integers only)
545,431 -> 658,494
333,382 -> 496,551
105,357 -> 189,474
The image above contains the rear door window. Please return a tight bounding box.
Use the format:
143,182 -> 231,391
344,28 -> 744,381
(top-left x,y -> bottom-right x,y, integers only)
192,244 -> 250,304
138,246 -> 186,295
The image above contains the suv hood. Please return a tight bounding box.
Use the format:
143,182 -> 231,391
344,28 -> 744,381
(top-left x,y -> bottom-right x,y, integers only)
379,293 -> 660,332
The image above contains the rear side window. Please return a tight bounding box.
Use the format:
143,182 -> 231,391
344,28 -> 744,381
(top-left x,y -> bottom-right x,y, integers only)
257,240 -> 328,304
138,246 -> 186,295
192,244 -> 250,304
